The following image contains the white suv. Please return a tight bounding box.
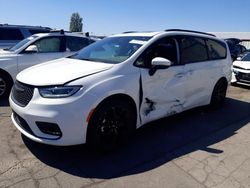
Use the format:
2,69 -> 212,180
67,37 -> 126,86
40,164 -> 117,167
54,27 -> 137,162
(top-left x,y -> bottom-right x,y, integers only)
9,30 -> 232,150
0,30 -> 96,98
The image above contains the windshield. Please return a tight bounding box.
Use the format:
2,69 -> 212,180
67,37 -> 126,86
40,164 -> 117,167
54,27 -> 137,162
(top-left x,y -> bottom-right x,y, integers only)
71,36 -> 151,64
241,53 -> 250,61
8,35 -> 38,51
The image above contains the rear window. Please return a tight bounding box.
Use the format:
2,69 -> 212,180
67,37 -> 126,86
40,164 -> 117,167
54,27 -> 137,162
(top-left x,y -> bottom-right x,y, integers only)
0,28 -> 24,40
66,36 -> 90,51
207,39 -> 227,60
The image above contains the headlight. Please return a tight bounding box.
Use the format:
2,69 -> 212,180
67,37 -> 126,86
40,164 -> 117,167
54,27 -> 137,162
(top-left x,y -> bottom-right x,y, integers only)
39,86 -> 81,98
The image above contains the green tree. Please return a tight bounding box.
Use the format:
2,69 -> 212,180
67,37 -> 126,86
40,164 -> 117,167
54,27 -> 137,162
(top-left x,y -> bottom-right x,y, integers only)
69,12 -> 83,32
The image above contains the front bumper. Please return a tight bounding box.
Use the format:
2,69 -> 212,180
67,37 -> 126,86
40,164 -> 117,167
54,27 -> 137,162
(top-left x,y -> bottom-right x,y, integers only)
9,88 -> 95,146
232,68 -> 250,85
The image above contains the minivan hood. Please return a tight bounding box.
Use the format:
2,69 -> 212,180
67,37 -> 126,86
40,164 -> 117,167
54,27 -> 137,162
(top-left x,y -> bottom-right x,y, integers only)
233,60 -> 250,70
17,58 -> 114,86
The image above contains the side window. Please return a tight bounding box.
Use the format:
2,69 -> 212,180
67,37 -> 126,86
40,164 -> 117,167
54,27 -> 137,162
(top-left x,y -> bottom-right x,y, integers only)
33,37 -> 61,53
135,37 -> 178,68
66,36 -> 90,52
180,37 -> 208,64
0,28 -> 24,40
207,39 -> 227,60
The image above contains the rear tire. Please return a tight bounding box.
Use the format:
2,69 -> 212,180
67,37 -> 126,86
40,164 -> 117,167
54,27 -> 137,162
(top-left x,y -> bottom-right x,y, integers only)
87,99 -> 136,152
210,79 -> 228,109
0,73 -> 12,99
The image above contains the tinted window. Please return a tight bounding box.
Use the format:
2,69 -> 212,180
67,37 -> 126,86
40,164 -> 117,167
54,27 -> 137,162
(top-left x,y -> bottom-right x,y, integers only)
0,28 -> 24,40
207,39 -> 227,59
66,36 -> 90,51
241,53 -> 250,61
33,37 -> 61,53
29,29 -> 50,35
180,37 -> 208,64
135,37 -> 178,68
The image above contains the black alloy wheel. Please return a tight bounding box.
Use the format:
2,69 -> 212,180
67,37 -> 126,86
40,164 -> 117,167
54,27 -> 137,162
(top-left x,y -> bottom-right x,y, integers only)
87,99 -> 136,152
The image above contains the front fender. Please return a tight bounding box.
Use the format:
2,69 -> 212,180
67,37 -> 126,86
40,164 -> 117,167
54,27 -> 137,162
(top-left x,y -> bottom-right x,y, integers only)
70,72 -> 141,126
0,56 -> 18,81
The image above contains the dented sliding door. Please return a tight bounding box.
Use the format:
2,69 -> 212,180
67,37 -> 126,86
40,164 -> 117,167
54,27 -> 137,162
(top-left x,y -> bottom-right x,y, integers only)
139,65 -> 186,124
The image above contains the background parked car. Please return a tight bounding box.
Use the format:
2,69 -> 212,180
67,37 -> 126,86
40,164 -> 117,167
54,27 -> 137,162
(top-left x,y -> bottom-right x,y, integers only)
0,30 -> 97,98
0,24 -> 51,49
232,52 -> 250,86
225,38 -> 247,61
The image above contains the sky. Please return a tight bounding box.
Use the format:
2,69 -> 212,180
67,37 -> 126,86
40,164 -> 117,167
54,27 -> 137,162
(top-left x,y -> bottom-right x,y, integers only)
1,0 -> 250,36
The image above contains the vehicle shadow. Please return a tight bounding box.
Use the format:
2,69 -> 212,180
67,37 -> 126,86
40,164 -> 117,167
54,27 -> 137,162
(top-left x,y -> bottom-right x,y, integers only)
23,97 -> 250,179
231,83 -> 250,90
0,98 -> 9,107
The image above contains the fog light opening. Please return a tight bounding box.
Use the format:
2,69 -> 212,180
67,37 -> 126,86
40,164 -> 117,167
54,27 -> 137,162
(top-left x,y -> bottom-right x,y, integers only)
36,122 -> 62,137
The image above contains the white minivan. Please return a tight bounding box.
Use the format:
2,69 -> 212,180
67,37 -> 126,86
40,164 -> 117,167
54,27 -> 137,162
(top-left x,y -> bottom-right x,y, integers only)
9,29 -> 232,151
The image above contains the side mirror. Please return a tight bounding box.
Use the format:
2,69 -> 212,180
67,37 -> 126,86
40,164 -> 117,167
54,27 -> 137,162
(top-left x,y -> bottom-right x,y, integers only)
151,57 -> 172,67
25,45 -> 38,53
236,57 -> 242,61
149,57 -> 173,76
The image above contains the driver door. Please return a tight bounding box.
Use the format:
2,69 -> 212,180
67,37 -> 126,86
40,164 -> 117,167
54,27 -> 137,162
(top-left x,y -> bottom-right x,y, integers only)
136,37 -> 187,124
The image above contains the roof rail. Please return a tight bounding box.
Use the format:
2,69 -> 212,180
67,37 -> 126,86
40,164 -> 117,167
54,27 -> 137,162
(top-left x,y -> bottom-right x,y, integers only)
165,29 -> 216,37
50,29 -> 67,34
0,23 -> 51,30
122,31 -> 138,34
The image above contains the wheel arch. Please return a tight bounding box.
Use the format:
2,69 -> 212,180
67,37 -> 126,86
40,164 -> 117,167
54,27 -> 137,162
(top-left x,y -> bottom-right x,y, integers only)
94,93 -> 138,119
209,76 -> 228,106
216,77 -> 228,86
86,93 -> 138,130
0,69 -> 14,86
0,68 -> 14,98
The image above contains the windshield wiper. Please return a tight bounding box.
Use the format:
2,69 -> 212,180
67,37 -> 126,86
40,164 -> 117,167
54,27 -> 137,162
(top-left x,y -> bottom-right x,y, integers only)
79,58 -> 92,61
67,55 -> 92,61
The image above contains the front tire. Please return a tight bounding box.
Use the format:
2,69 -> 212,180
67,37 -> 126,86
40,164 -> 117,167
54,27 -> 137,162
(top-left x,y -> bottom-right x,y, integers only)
87,99 -> 136,152
0,73 -> 12,99
210,79 -> 228,109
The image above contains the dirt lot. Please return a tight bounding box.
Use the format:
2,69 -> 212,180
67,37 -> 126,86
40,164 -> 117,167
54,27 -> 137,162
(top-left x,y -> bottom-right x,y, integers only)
0,85 -> 249,188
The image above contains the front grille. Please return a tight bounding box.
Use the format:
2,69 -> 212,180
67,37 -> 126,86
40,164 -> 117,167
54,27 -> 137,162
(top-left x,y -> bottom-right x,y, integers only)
13,111 -> 35,136
237,72 -> 250,82
11,81 -> 34,107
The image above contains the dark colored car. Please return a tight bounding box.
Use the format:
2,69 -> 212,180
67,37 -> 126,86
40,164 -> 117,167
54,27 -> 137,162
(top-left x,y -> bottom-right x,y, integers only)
225,38 -> 247,61
0,24 -> 51,49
